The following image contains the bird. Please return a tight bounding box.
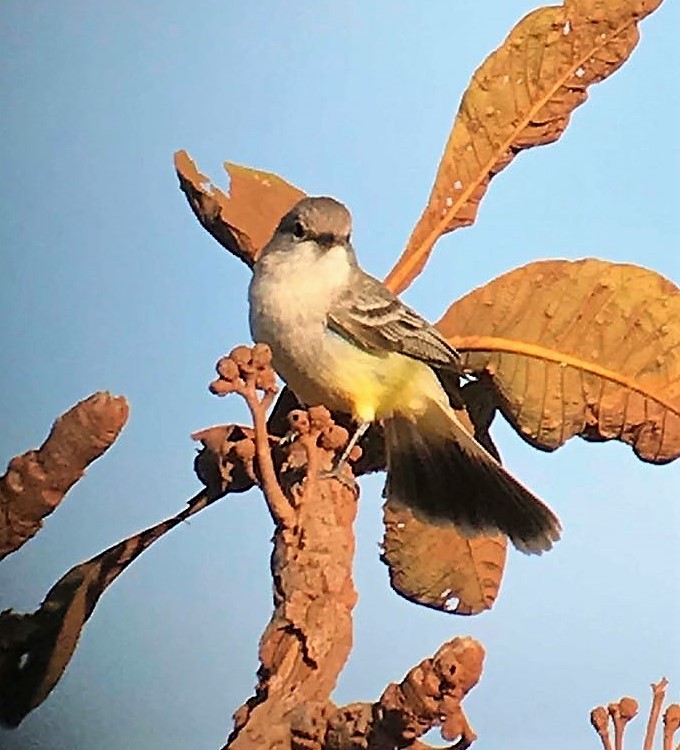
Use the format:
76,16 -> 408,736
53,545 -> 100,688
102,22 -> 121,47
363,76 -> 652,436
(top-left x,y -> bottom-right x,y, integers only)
248,196 -> 561,553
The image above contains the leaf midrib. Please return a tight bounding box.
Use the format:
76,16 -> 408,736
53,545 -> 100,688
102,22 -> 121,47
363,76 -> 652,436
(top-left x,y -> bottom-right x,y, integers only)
451,334 -> 679,415
386,12 -> 639,293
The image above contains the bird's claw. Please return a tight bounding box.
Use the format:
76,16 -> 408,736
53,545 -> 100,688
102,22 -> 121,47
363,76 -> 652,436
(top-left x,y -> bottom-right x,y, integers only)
278,430 -> 299,447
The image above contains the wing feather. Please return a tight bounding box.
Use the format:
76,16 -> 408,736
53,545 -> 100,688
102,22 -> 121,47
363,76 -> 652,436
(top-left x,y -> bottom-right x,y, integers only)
327,271 -> 461,372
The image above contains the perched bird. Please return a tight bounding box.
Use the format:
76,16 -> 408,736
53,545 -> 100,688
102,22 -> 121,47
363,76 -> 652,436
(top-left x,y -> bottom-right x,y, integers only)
248,196 -> 561,553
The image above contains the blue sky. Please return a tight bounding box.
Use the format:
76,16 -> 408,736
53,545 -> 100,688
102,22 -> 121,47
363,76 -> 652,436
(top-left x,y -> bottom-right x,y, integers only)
1,2 -> 678,749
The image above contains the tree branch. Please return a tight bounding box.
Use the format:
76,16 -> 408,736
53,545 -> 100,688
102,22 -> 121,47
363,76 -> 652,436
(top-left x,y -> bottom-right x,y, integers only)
590,706 -> 614,750
210,345 -> 484,749
644,678 -> 669,750
663,703 -> 680,750
325,637 -> 483,749
224,405 -> 358,748
0,392 -> 129,560
608,699 -> 638,750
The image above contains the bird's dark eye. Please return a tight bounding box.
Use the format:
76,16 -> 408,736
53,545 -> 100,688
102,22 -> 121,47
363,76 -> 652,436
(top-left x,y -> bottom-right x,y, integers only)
292,221 -> 306,239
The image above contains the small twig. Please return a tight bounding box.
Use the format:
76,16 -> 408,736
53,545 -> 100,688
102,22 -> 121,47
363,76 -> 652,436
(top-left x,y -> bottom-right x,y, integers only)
591,707 -> 614,750
294,405 -> 339,489
609,699 -> 638,750
242,382 -> 295,528
210,345 -> 295,528
663,704 -> 680,750
609,704 -> 625,750
643,678 -> 669,750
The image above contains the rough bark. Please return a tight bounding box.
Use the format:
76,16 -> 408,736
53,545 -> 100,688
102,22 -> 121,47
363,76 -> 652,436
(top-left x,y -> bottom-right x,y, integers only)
210,346 -> 484,749
0,392 -> 129,560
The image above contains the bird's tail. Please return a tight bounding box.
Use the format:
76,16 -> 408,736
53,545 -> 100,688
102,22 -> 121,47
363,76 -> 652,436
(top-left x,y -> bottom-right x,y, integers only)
383,399 -> 561,554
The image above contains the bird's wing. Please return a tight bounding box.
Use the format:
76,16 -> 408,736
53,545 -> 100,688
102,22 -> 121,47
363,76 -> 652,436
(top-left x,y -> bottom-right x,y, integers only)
327,270 -> 461,371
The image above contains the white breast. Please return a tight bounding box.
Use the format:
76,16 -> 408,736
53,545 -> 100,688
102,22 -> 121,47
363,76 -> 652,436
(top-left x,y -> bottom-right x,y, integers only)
248,242 -> 354,408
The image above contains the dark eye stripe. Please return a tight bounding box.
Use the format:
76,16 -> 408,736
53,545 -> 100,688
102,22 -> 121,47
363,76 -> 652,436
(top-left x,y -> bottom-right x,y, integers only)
315,232 -> 340,247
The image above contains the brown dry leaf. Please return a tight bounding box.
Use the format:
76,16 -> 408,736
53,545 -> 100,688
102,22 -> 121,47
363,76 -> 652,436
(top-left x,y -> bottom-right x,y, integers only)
174,150 -> 305,266
384,0 -> 664,294
437,259 -> 680,463
382,500 -> 507,615
0,491 -> 211,727
0,392 -> 129,561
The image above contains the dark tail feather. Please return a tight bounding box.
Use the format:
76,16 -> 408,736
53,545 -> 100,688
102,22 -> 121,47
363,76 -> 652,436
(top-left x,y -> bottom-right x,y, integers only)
384,403 -> 561,554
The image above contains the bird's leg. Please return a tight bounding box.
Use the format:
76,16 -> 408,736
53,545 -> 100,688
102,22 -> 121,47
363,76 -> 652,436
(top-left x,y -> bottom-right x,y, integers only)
278,430 -> 299,447
317,420 -> 370,491
334,420 -> 370,472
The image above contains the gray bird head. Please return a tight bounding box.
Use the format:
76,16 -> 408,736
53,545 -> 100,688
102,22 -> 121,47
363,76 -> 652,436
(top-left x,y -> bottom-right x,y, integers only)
271,196 -> 352,251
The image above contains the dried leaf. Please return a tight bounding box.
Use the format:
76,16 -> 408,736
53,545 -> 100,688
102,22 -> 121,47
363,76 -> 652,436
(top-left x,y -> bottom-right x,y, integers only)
0,392 -> 129,561
382,500 -> 507,615
0,491 -> 211,727
437,259 -> 680,463
385,0 -> 664,294
192,423 -> 261,500
174,150 -> 305,266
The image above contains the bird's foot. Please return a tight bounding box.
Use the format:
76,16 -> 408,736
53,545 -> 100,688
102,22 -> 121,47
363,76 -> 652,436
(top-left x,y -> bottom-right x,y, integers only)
278,430 -> 299,447
317,465 -> 359,494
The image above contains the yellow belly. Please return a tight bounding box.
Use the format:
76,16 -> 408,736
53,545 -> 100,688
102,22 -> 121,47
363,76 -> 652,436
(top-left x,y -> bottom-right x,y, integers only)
275,330 -> 442,424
